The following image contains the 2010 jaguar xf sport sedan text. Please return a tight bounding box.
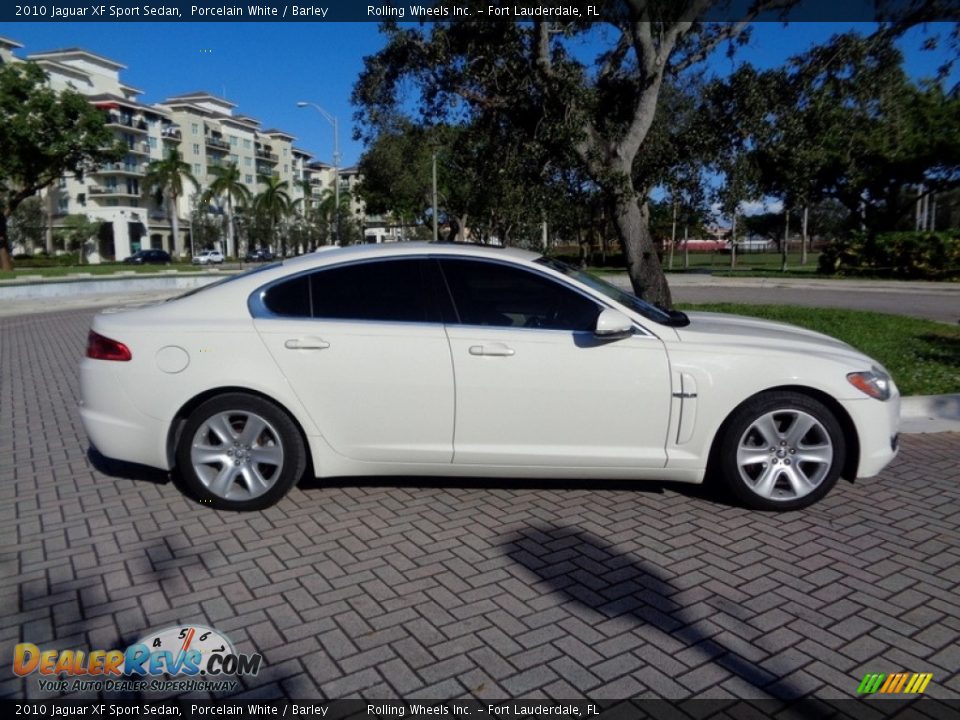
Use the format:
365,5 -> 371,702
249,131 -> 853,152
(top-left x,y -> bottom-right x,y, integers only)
79,243 -> 900,511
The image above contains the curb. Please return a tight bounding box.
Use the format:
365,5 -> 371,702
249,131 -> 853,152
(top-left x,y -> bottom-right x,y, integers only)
900,394 -> 960,434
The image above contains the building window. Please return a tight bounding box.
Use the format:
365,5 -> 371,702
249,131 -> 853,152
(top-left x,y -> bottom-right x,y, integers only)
77,193 -> 85,207
245,174 -> 253,184
194,163 -> 202,176
192,143 -> 200,155
244,157 -> 251,167
283,164 -> 288,173
192,123 -> 199,135
230,154 -> 239,164
243,138 -> 251,149
148,137 -> 158,149
230,135 -> 238,146
283,148 -> 288,156
57,197 -> 69,213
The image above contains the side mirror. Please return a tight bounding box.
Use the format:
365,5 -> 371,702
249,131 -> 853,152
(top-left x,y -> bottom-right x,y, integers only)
594,307 -> 634,340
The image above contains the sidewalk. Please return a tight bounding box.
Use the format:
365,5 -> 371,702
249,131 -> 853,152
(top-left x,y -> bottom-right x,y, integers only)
900,395 -> 960,433
631,272 -> 960,295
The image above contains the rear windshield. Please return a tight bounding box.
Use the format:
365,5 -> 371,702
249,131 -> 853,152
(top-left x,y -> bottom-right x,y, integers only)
168,262 -> 282,301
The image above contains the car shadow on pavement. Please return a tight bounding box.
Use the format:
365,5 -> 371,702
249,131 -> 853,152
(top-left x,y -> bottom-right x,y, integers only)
497,521 -> 829,704
300,475 -> 678,496
86,446 -> 170,485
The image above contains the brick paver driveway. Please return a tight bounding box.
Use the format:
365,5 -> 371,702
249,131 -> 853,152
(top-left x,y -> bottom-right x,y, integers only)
2,308 -> 959,700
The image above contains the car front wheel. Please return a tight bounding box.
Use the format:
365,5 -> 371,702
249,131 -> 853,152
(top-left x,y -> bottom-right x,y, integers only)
718,391 -> 846,510
176,393 -> 307,510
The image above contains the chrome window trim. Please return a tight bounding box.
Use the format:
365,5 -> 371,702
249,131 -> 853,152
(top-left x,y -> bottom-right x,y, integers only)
247,253 -> 654,338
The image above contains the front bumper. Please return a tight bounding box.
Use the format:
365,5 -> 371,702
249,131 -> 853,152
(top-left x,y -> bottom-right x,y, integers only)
842,393 -> 901,478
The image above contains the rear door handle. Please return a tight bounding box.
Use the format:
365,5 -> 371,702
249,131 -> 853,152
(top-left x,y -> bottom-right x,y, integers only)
469,343 -> 515,357
284,337 -> 330,350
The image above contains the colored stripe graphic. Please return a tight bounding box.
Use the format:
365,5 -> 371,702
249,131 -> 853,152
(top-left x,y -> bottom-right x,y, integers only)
857,673 -> 886,694
858,672 -> 931,694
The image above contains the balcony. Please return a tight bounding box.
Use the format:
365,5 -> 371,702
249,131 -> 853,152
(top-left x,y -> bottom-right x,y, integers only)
92,161 -> 145,176
88,185 -> 140,198
161,126 -> 182,141
126,141 -> 151,155
105,114 -> 149,133
205,135 -> 231,151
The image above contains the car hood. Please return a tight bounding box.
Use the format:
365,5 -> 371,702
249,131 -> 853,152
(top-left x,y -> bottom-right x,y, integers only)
673,311 -> 874,365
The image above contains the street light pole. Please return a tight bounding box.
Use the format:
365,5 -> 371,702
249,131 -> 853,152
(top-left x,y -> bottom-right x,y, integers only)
297,101 -> 341,245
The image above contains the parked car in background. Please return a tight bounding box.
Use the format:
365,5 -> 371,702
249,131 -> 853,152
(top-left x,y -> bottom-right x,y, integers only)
245,248 -> 274,262
80,242 -> 899,512
192,250 -> 225,265
123,249 -> 171,265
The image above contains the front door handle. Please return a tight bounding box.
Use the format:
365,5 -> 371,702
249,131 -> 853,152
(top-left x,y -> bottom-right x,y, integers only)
284,337 -> 330,350
469,343 -> 515,357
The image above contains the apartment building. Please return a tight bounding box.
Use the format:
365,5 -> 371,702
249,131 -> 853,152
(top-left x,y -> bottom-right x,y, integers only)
1,38 -> 376,262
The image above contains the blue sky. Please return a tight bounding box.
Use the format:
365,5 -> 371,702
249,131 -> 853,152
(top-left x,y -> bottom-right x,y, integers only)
6,21 -> 957,168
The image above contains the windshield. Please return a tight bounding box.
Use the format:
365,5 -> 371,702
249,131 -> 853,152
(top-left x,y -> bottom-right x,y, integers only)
168,262 -> 282,301
535,256 -> 678,326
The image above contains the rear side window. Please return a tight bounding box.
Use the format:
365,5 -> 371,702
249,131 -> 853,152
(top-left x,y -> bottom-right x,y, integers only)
262,275 -> 310,317
258,258 -> 444,323
311,259 -> 427,322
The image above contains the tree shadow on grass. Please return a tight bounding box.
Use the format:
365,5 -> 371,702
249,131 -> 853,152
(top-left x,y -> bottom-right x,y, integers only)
914,332 -> 960,370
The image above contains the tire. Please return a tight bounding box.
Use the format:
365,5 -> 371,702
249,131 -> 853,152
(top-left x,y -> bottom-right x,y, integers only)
175,393 -> 307,511
717,391 -> 846,511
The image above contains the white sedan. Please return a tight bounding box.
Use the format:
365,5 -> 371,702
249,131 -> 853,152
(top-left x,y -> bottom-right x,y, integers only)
192,250 -> 225,265
79,243 -> 900,511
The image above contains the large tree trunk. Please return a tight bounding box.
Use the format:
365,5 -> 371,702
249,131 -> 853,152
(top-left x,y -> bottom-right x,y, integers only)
0,213 -> 12,271
611,195 -> 672,308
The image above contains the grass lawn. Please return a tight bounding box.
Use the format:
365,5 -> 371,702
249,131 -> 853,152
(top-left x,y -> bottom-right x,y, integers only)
679,303 -> 960,397
665,251 -> 821,275
0,264 -> 213,280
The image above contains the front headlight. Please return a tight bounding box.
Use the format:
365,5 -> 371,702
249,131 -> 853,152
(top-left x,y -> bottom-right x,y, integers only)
847,368 -> 892,400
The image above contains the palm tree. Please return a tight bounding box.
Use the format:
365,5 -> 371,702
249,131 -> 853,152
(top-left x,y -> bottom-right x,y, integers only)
254,176 -> 292,255
144,149 -> 197,256
203,163 -> 250,258
292,179 -> 322,251
317,186 -> 353,245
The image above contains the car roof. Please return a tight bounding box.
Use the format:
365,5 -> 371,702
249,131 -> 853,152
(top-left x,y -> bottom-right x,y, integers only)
285,241 -> 539,269
159,242 -> 546,318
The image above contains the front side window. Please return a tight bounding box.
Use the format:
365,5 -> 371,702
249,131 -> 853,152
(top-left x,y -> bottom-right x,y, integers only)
535,256 -> 676,326
439,259 -> 600,331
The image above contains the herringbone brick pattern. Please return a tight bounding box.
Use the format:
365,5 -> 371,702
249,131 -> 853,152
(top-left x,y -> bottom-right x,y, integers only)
1,309 -> 958,700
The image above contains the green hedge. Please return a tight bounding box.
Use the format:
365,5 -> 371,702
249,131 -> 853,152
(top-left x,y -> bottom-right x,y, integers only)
818,231 -> 960,279
12,253 -> 80,267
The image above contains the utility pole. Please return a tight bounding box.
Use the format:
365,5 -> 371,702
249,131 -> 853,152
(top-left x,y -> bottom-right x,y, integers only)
432,150 -> 438,242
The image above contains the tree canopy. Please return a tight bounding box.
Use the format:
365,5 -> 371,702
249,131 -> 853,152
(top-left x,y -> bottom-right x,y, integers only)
0,61 -> 122,270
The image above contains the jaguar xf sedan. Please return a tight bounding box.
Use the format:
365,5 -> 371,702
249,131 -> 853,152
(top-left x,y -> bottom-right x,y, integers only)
79,242 -> 900,511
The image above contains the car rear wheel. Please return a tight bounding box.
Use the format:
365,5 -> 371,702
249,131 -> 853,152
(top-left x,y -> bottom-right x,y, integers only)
718,391 -> 846,510
176,393 -> 306,510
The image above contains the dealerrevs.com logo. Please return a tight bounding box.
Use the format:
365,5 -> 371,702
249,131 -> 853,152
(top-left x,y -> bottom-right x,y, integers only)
13,625 -> 261,693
